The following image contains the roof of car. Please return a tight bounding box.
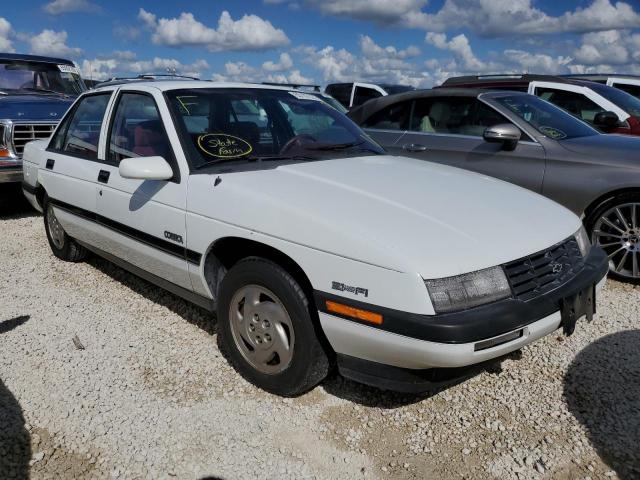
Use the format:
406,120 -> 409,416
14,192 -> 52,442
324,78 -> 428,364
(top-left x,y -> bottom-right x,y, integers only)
92,80 -> 308,92
562,74 -> 640,82
0,52 -> 76,65
441,74 -> 597,88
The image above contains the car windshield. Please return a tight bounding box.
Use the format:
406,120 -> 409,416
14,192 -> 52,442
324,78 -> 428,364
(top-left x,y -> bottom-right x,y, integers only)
491,94 -> 598,140
167,88 -> 384,168
0,60 -> 86,95
589,82 -> 640,117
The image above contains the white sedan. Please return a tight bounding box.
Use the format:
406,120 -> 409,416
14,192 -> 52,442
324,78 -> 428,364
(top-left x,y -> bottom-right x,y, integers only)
21,80 -> 608,395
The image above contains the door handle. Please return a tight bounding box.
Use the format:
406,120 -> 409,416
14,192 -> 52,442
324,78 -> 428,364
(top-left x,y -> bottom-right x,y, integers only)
97,170 -> 110,184
402,143 -> 427,152
45,159 -> 55,170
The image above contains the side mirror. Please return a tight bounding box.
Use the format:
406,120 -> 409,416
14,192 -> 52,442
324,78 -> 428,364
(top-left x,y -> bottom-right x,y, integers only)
119,156 -> 173,181
593,111 -> 620,129
483,123 -> 521,151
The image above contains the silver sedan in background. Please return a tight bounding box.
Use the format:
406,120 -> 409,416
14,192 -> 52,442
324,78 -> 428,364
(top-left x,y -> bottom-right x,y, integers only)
349,89 -> 640,282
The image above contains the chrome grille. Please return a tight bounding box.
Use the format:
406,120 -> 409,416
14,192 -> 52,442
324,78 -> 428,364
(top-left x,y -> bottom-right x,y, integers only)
11,123 -> 57,157
504,237 -> 584,301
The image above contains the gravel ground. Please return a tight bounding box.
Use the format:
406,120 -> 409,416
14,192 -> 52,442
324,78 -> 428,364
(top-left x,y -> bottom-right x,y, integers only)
0,198 -> 639,480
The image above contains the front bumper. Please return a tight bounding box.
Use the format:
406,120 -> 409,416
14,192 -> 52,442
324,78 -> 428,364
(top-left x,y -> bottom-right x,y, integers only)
316,247 -> 608,376
0,164 -> 23,183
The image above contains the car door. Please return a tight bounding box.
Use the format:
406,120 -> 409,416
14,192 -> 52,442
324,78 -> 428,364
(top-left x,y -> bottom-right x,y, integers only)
351,84 -> 385,108
392,96 -> 547,193
528,81 -> 629,125
40,91 -> 113,242
93,88 -> 192,290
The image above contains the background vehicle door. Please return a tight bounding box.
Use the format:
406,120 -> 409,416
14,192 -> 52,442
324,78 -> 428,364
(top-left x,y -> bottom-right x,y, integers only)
528,81 -> 629,125
40,92 -> 112,241
94,90 -> 191,289
607,78 -> 640,99
351,83 -> 385,108
389,96 -> 546,193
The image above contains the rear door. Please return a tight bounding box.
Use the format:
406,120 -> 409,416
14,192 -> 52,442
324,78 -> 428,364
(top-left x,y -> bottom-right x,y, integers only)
395,96 -> 547,193
40,91 -> 113,241
93,88 -> 192,289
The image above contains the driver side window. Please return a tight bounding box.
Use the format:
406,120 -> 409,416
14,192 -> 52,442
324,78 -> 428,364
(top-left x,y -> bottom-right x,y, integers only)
108,92 -> 173,164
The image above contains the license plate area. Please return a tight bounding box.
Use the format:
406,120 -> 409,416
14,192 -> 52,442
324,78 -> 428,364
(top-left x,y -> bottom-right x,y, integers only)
560,285 -> 595,336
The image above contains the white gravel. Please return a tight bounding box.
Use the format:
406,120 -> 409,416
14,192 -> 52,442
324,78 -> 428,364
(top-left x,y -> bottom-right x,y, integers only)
1,201 -> 639,479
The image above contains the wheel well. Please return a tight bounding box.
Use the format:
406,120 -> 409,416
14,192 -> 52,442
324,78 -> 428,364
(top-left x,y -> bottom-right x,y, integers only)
584,188 -> 640,224
35,185 -> 46,209
204,237 -> 315,306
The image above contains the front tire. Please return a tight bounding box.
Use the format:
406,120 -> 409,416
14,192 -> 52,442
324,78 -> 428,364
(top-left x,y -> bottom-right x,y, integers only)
585,192 -> 640,282
43,200 -> 88,262
216,257 -> 330,396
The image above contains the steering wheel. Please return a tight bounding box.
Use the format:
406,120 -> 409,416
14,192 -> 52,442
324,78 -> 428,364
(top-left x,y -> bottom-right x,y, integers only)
279,134 -> 317,155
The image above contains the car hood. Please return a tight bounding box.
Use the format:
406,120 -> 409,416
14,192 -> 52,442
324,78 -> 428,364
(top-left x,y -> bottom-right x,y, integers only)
190,155 -> 580,278
0,93 -> 75,121
558,134 -> 640,166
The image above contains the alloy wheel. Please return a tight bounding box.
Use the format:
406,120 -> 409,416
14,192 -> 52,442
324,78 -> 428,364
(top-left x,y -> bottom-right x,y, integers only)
592,202 -> 640,280
228,285 -> 295,375
47,204 -> 65,250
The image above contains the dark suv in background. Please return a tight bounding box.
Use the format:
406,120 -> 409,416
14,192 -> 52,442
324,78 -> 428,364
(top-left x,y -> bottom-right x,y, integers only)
0,53 -> 86,189
441,74 -> 640,136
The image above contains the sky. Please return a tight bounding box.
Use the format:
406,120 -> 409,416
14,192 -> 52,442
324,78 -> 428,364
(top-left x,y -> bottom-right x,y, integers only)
1,0 -> 640,87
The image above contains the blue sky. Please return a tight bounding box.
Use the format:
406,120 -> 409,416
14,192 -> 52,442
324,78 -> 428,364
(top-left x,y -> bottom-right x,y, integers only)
1,0 -> 640,86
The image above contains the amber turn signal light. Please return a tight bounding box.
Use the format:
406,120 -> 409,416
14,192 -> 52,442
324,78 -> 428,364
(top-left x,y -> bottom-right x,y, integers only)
325,300 -> 383,325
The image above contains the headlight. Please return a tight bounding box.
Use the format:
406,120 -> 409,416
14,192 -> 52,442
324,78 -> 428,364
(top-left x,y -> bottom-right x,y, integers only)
575,226 -> 591,258
424,266 -> 512,314
0,122 -> 15,159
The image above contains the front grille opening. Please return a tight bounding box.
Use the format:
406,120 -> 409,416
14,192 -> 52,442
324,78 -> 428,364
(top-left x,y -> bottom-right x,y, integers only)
504,237 -> 584,302
474,329 -> 524,352
11,123 -> 57,158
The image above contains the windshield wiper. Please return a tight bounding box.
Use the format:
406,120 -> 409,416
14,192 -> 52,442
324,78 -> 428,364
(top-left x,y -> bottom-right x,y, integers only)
20,87 -> 67,96
304,140 -> 366,151
196,154 -> 315,169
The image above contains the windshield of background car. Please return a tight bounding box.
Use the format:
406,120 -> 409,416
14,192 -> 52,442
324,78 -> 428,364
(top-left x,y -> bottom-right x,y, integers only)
0,61 -> 86,95
317,94 -> 348,113
492,94 -> 598,140
167,88 -> 384,168
588,82 -> 640,117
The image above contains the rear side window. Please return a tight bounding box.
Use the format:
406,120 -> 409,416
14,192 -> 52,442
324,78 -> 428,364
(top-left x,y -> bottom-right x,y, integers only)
108,92 -> 173,164
352,87 -> 382,107
535,87 -> 604,123
362,101 -> 412,130
50,93 -> 110,159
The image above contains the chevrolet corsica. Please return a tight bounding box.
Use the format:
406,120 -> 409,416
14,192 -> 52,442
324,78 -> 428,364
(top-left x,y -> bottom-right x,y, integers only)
21,81 -> 608,395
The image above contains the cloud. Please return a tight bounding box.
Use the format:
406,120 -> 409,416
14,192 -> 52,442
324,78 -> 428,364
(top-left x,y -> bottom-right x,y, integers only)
295,36 -> 431,87
306,0 -> 427,23
0,17 -> 14,52
212,53 -> 312,85
425,32 -> 495,72
43,0 -> 100,15
502,50 -> 573,72
138,8 -> 289,52
262,53 -> 293,72
80,52 -> 210,80
29,30 -> 83,58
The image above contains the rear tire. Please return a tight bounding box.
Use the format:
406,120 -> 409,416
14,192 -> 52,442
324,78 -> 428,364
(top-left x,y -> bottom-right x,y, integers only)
43,199 -> 88,262
585,192 -> 640,283
216,257 -> 330,396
